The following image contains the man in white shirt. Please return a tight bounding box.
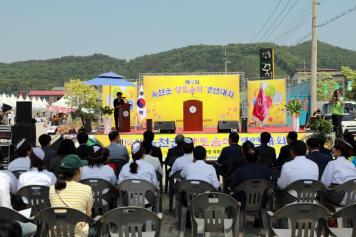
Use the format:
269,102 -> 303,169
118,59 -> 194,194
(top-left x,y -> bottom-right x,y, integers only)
17,147 -> 57,191
0,171 -> 12,208
169,137 -> 194,177
277,140 -> 319,206
181,146 -> 220,189
7,139 -> 32,172
321,138 -> 356,205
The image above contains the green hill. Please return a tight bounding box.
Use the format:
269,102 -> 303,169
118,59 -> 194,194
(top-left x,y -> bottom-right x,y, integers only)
1,41 -> 356,93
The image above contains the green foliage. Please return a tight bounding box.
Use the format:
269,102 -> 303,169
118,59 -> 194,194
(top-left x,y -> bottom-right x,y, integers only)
310,118 -> 333,134
341,66 -> 356,100
285,99 -> 303,115
1,41 -> 356,93
100,106 -> 114,116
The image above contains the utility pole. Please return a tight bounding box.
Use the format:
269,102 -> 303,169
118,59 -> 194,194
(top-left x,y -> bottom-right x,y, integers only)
310,0 -> 318,113
224,48 -> 231,73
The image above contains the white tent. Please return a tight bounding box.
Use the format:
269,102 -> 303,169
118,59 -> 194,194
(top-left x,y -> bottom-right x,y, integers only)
48,97 -> 74,113
25,96 -> 31,101
17,95 -> 24,101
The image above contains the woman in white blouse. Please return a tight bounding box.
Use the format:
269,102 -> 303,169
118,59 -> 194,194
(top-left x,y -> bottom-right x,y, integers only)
7,139 -> 32,172
81,146 -> 117,185
118,142 -> 158,188
17,147 -> 57,191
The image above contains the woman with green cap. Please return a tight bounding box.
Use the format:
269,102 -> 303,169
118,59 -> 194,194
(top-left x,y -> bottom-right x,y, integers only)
49,154 -> 93,236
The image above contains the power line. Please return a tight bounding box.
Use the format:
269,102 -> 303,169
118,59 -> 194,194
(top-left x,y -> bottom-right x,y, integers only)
296,32 -> 312,44
271,17 -> 311,41
252,0 -> 283,42
318,4 -> 356,28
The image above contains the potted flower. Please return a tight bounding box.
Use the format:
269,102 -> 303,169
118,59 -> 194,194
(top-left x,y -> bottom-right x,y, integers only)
101,106 -> 114,134
285,99 -> 303,132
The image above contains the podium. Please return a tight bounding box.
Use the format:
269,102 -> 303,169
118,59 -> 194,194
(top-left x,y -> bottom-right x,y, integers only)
183,100 -> 203,131
119,103 -> 130,132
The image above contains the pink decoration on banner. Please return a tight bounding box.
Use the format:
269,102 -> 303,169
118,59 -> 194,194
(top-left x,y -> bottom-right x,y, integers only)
252,86 -> 268,122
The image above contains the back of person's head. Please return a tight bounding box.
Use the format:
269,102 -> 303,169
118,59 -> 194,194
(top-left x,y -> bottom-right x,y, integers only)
287,131 -> 298,143
108,130 -> 120,142
88,146 -> 109,168
0,220 -> 22,237
333,138 -> 353,157
143,130 -> 154,142
175,134 -> 185,147
242,140 -> 255,153
290,140 -> 307,157
306,137 -> 320,150
142,140 -> 153,155
57,139 -> 77,156
55,154 -> 87,191
314,133 -> 327,147
193,146 -> 206,161
260,132 -> 271,144
229,132 -> 239,144
343,131 -> 354,145
29,147 -> 46,171
130,142 -> 145,174
77,132 -> 89,144
182,137 -> 194,154
15,139 -> 32,157
39,134 -> 51,147
244,147 -> 258,163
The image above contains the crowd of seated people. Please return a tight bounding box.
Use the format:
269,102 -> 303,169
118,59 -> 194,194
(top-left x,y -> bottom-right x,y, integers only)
0,128 -> 356,237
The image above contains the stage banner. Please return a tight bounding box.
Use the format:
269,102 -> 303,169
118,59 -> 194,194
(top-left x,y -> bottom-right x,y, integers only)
143,74 -> 240,128
102,85 -> 137,127
248,79 -> 287,125
94,132 -> 307,161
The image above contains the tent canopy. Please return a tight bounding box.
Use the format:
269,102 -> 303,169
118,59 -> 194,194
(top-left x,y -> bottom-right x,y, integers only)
85,71 -> 134,86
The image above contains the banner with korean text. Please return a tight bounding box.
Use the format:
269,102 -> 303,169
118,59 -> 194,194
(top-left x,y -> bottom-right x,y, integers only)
94,132 -> 307,161
143,74 -> 240,128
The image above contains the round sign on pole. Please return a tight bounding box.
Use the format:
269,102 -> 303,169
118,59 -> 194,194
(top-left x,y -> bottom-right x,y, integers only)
123,111 -> 129,117
189,106 -> 197,114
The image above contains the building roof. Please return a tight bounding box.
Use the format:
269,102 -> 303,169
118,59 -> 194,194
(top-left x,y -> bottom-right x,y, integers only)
28,90 -> 65,96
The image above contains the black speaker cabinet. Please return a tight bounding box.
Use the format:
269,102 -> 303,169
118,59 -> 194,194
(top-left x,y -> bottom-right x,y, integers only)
12,124 -> 36,146
154,121 -> 176,133
16,101 -> 32,124
217,120 -> 239,133
241,118 -> 248,133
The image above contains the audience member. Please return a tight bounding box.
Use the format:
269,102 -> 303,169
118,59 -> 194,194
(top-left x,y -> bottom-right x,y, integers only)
0,171 -> 12,208
169,137 -> 194,177
17,147 -> 57,190
143,130 -> 163,163
118,142 -> 158,188
230,147 -> 272,188
343,131 -> 356,154
50,154 -> 92,235
306,137 -> 332,179
256,132 -> 276,167
217,132 -> 244,177
49,139 -> 77,176
180,146 -> 220,189
277,140 -> 319,205
142,141 -> 163,176
107,131 -> 129,161
321,138 -> 356,205
274,131 -> 298,166
76,132 -> 94,160
314,133 -> 333,159
80,146 -> 117,185
165,134 -> 185,166
38,134 -> 57,169
7,139 -> 32,172
0,220 -> 22,237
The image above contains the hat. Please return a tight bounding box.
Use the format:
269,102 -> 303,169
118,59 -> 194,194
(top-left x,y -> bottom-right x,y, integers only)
16,139 -> 27,150
334,138 -> 354,156
60,154 -> 88,172
184,137 -> 193,144
132,141 -> 141,154
32,147 -> 45,160
92,145 -> 101,154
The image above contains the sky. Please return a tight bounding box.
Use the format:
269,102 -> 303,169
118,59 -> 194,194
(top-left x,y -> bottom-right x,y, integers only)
0,0 -> 355,63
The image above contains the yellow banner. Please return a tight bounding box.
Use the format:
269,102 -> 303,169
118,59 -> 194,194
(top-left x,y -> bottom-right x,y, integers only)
143,74 -> 240,128
102,85 -> 138,126
248,79 -> 287,125
94,132 -> 307,161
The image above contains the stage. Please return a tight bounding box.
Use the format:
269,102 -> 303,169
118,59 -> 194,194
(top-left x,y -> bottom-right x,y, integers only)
93,126 -> 310,161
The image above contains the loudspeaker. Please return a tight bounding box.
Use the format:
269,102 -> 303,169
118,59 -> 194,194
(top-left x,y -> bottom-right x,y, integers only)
154,121 -> 176,134
16,101 -> 32,124
146,119 -> 153,131
12,124 -> 36,146
241,118 -> 248,133
217,120 -> 239,133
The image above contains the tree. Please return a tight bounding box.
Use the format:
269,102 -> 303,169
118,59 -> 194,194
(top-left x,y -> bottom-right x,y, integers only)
341,66 -> 356,100
64,79 -> 100,126
316,72 -> 337,101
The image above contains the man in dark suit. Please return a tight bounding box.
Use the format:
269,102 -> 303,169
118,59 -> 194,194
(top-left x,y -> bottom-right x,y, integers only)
165,134 -> 185,167
306,137 -> 333,179
76,132 -> 94,160
39,134 -> 57,169
143,130 -> 163,163
113,92 -> 125,131
256,132 -> 276,167
217,132 -> 245,177
314,133 -> 333,159
274,131 -> 298,167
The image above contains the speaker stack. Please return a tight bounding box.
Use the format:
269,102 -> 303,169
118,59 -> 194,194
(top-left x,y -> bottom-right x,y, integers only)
154,121 -> 176,133
217,120 -> 240,133
13,101 -> 36,146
